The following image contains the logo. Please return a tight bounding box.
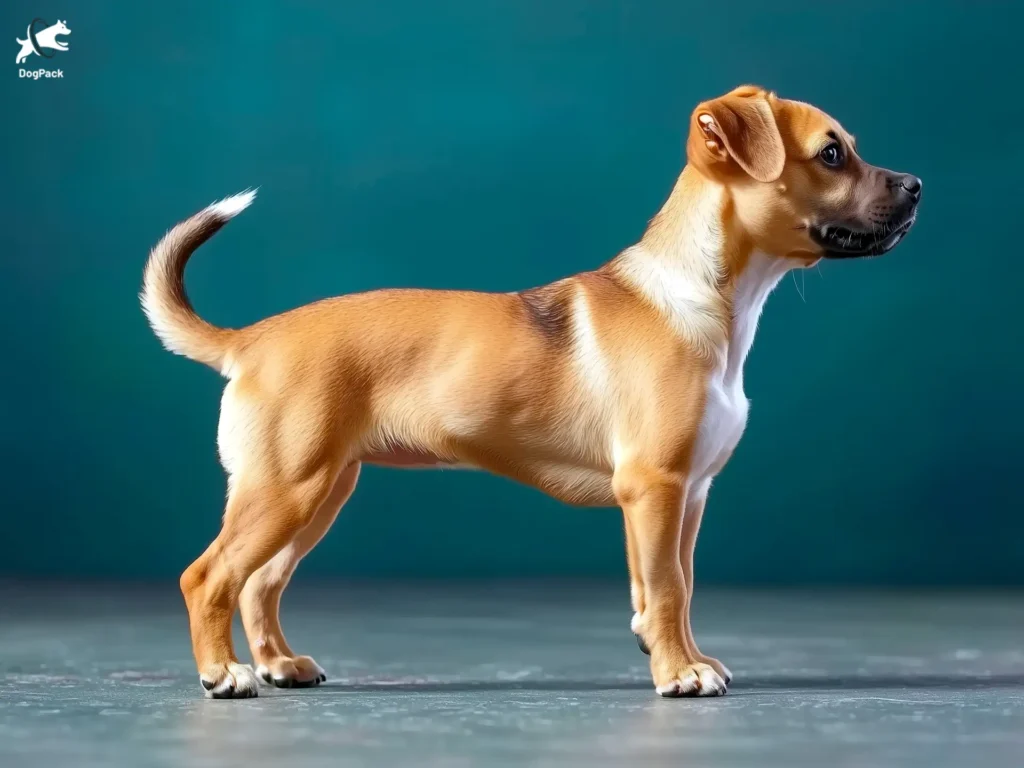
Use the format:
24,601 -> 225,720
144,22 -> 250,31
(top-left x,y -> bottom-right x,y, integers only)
15,18 -> 69,79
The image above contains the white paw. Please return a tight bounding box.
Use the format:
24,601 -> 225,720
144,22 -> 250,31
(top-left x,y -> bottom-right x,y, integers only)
255,656 -> 327,688
656,664 -> 727,698
200,662 -> 260,699
698,656 -> 734,684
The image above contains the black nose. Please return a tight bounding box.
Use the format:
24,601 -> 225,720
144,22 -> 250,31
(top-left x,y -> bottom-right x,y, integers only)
899,174 -> 922,201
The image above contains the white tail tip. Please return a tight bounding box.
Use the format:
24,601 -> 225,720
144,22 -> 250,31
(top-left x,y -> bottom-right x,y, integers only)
206,188 -> 257,220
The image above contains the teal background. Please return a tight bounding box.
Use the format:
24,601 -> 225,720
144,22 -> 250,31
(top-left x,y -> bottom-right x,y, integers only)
1,1 -> 1020,584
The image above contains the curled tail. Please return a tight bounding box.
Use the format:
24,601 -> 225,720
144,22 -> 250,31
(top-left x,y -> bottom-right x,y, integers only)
141,190 -> 256,372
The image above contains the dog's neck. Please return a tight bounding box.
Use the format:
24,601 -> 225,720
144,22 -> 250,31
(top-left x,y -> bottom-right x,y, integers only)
612,166 -> 795,379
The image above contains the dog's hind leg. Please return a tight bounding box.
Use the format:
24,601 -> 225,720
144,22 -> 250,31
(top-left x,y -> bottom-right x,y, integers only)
179,376 -> 354,698
179,461 -> 342,698
240,461 -> 361,688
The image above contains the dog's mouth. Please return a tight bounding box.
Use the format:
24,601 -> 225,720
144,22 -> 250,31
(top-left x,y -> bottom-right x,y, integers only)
811,213 -> 917,259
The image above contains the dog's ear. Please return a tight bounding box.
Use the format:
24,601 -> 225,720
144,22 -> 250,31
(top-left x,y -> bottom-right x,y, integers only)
687,86 -> 784,183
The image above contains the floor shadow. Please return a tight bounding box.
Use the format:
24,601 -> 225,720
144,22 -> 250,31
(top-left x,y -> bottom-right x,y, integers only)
310,680 -> 652,694
734,673 -> 1024,692
305,673 -> 1024,695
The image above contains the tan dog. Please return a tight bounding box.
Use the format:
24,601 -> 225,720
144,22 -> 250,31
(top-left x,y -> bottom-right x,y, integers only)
142,85 -> 920,699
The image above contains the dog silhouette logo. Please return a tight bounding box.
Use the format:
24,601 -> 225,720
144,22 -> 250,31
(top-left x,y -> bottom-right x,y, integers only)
15,19 -> 70,65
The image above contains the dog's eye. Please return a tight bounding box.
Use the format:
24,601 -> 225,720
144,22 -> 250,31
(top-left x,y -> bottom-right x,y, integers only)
819,142 -> 844,168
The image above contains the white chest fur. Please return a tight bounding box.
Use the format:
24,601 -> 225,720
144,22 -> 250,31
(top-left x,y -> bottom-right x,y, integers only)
688,252 -> 795,498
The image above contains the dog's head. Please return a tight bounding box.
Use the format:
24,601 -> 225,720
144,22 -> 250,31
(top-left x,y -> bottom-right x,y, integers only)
53,20 -> 71,36
686,86 -> 920,261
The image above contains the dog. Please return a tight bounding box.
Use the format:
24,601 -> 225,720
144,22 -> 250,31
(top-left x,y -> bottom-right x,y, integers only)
15,20 -> 70,64
142,85 -> 920,699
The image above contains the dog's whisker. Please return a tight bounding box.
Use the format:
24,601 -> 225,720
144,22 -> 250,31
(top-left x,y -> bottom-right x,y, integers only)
791,270 -> 806,303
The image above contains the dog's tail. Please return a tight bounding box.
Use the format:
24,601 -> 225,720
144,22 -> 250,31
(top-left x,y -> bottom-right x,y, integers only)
141,190 -> 256,373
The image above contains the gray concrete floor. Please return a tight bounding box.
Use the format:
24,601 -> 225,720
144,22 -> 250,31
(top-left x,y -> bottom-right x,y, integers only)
1,582 -> 1022,767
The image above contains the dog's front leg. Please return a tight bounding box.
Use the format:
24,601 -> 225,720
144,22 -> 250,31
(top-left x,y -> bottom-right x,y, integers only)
678,484 -> 732,685
623,512 -> 646,637
614,465 -> 727,697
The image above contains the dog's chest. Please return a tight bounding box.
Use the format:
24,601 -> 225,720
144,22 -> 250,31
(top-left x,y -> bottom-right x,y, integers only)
688,252 -> 794,492
690,372 -> 749,490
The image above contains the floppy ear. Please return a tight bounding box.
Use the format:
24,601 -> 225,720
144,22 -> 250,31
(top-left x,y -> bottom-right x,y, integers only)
687,86 -> 785,183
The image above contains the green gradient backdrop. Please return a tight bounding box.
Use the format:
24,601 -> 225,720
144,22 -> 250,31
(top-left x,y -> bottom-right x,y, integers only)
2,1 -> 1020,583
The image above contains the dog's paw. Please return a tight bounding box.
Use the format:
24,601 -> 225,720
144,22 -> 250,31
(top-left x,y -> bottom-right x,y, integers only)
698,655 -> 732,685
655,663 -> 727,698
199,662 -> 260,699
255,655 -> 326,689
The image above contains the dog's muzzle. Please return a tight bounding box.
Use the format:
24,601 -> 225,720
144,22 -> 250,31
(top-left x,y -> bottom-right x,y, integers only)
815,172 -> 921,259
